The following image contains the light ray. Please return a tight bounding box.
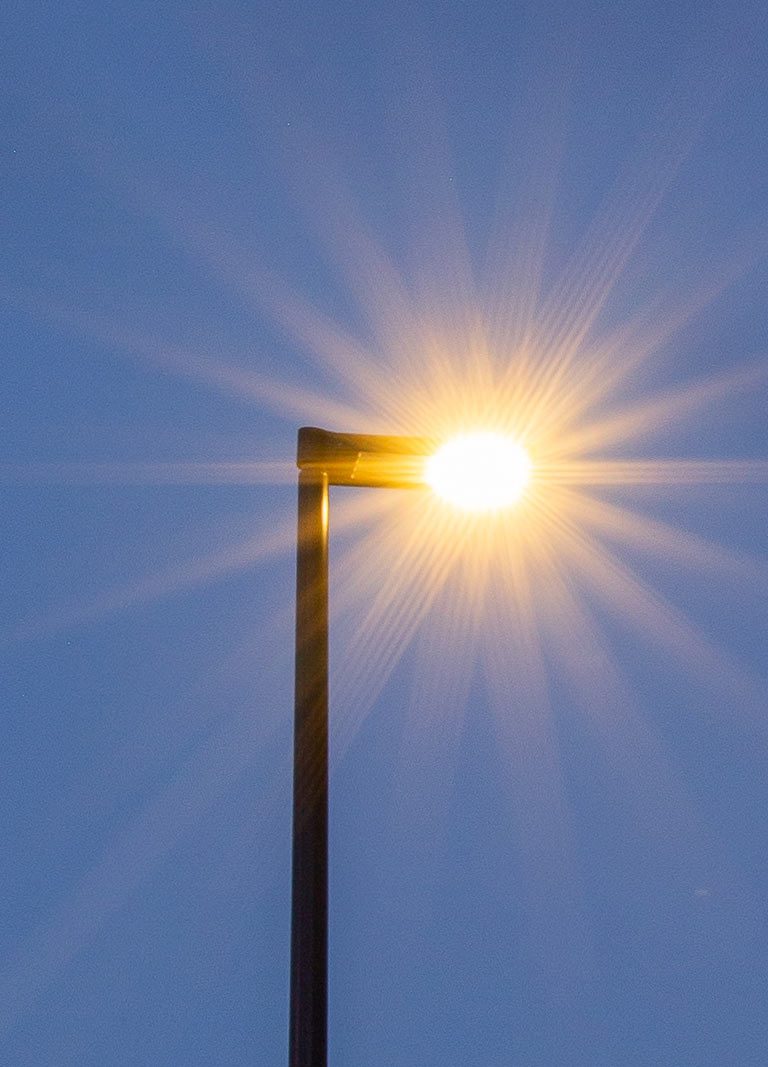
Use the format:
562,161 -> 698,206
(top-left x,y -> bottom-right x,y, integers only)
292,493 -> 464,824
8,487 -> 389,647
534,490 -> 768,723
544,358 -> 768,459
0,460 -> 294,486
483,540 -> 596,1003
519,130 -> 694,416
559,489 -> 768,589
1,287 -> 366,428
119,329 -> 370,428
541,458 -> 768,486
482,44 -> 573,359
0,695 -> 288,1036
521,545 -> 760,932
278,132 -> 422,363
331,498 -> 461,748
174,225 -> 399,414
5,520 -> 295,644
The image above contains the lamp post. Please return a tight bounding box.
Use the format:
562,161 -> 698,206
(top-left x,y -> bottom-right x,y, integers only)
289,427 -> 429,1067
289,425 -> 532,1065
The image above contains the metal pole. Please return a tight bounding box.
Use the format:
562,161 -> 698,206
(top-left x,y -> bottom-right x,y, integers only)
289,469 -> 329,1067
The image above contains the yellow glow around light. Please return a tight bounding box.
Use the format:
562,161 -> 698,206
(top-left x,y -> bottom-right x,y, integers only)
425,432 -> 532,512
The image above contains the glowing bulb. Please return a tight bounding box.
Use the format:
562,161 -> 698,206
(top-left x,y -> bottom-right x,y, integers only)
425,432 -> 531,512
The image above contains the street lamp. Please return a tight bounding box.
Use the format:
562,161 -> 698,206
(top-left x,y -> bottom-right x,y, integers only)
289,425 -> 531,1067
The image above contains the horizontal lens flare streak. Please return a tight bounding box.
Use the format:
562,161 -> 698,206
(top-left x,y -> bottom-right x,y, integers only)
0,461 -> 295,486
537,459 -> 768,486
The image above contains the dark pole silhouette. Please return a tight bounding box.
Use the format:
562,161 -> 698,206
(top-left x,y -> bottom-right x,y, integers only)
290,465 -> 329,1067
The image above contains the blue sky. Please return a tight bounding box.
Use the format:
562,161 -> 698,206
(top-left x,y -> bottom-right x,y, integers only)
3,1 -> 768,1064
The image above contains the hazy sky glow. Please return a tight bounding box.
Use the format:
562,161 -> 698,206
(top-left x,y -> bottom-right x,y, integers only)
3,2 -> 768,1065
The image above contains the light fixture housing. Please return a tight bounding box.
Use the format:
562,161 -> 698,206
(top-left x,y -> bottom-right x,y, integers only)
297,426 -> 431,487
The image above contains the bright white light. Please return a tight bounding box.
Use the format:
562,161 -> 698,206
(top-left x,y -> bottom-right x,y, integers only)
425,432 -> 532,512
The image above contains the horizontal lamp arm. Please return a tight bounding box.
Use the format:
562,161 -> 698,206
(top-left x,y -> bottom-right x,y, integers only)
297,426 -> 432,488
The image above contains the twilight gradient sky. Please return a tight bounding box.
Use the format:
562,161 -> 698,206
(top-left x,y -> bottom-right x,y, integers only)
3,2 -> 768,1064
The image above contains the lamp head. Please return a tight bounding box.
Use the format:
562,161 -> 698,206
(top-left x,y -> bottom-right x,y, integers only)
296,426 -> 532,510
424,431 -> 531,512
